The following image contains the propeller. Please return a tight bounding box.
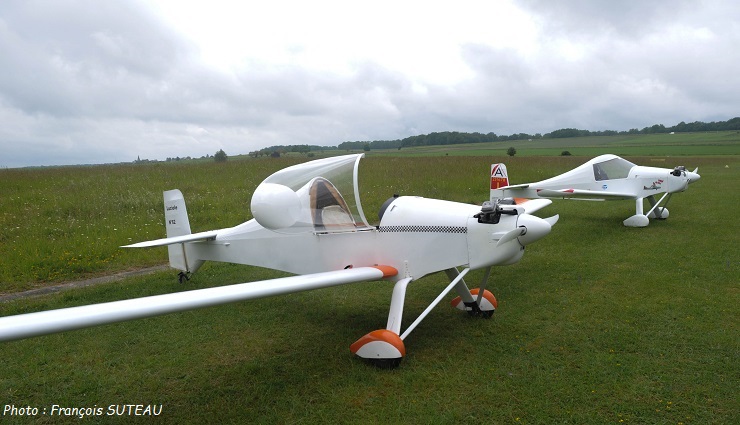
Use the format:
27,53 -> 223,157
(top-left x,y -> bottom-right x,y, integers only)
544,214 -> 560,227
669,165 -> 701,193
495,214 -> 558,247
516,214 -> 556,246
687,167 -> 701,184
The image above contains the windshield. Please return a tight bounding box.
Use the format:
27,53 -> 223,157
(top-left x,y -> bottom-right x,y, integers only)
593,157 -> 635,181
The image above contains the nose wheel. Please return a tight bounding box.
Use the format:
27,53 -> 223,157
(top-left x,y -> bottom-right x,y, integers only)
451,288 -> 497,318
448,267 -> 497,318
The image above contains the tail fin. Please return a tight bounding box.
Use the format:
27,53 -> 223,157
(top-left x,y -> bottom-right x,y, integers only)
164,190 -> 192,238
163,190 -> 203,273
490,163 -> 510,202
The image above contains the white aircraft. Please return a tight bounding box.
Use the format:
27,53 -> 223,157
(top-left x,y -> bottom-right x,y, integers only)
490,154 -> 700,227
0,154 -> 558,367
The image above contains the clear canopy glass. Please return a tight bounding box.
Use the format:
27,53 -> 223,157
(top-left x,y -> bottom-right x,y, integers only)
251,154 -> 372,233
593,157 -> 636,181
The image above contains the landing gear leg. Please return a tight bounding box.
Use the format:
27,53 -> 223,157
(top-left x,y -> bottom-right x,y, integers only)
646,194 -> 672,220
624,198 -> 650,227
351,278 -> 411,368
352,268 -> 481,368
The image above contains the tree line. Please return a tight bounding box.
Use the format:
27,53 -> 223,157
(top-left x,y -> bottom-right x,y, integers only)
547,117 -> 740,138
147,116 -> 738,164
337,117 -> 740,150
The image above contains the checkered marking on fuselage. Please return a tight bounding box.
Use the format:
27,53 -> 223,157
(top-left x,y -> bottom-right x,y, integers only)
378,225 -> 467,234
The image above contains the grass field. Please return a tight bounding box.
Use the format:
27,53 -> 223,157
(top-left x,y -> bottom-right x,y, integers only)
1,135 -> 738,423
371,131 -> 740,158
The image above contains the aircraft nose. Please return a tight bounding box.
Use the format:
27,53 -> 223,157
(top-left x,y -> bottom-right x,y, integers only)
516,214 -> 556,246
687,170 -> 701,184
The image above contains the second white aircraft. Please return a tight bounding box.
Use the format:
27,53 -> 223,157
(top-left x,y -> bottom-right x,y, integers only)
491,154 -> 700,227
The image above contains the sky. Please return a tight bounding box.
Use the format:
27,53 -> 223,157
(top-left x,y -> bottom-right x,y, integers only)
1,0 -> 738,167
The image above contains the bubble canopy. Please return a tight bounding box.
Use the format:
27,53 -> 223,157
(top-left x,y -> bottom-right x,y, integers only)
250,154 -> 372,233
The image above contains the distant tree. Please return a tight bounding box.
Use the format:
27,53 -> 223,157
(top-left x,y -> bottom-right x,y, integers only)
270,151 -> 280,158
363,143 -> 371,152
507,147 -> 517,157
214,149 -> 227,163
561,151 -> 572,156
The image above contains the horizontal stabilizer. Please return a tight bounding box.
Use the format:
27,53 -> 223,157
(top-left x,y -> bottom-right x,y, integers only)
0,266 -> 397,342
490,184 -> 535,203
514,198 -> 552,214
500,183 -> 531,190
122,230 -> 219,248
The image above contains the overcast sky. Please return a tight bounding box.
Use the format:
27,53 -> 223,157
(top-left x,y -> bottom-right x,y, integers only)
1,0 -> 738,167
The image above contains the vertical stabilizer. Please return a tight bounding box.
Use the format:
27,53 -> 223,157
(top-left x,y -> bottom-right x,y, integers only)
164,189 -> 192,238
490,163 -> 509,202
163,190 -> 201,273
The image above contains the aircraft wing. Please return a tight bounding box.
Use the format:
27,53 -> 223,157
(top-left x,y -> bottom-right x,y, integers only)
494,184 -> 634,202
535,189 -> 635,201
121,230 -> 219,248
0,266 -> 397,342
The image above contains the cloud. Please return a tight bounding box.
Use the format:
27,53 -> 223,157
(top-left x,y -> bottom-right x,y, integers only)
520,0 -> 697,37
0,0 -> 738,167
441,0 -> 740,132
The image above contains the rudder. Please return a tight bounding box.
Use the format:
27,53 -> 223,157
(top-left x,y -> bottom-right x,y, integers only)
490,163 -> 510,202
164,189 -> 192,238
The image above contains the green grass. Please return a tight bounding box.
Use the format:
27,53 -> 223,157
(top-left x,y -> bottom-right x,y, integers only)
0,136 -> 738,423
368,131 -> 740,157
0,159 -> 306,290
0,132 -> 735,290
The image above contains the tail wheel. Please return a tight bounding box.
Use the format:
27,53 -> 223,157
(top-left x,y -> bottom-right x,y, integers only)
178,272 -> 190,284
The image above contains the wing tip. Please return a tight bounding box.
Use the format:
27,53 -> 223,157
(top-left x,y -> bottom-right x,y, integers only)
372,265 -> 398,278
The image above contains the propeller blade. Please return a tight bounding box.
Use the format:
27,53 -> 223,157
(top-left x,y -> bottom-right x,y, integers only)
544,214 -> 559,227
496,227 -> 526,247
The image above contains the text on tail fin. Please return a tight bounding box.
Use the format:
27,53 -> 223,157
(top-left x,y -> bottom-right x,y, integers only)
164,189 -> 192,238
490,163 -> 509,190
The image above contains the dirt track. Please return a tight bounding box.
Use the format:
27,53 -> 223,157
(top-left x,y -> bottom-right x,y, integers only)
0,265 -> 170,303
